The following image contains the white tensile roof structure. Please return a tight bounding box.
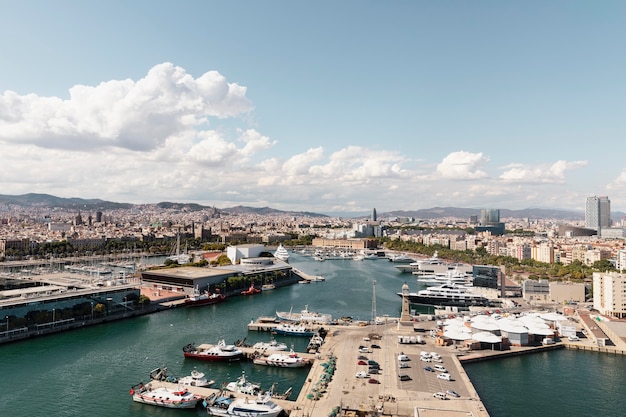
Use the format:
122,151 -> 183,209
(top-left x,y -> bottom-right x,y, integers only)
441,311 -> 559,343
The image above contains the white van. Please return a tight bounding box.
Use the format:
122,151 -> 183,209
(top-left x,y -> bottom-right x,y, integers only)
433,364 -> 447,373
437,373 -> 452,381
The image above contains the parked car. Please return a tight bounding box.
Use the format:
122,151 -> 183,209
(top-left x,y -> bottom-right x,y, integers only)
369,368 -> 379,374
433,392 -> 448,400
446,390 -> 460,398
437,373 -> 453,381
397,354 -> 410,361
368,378 -> 380,384
423,366 -> 435,372
371,344 -> 381,349
357,360 -> 367,365
359,347 -> 371,353
368,360 -> 379,366
355,371 -> 370,378
568,335 -> 580,342
399,362 -> 410,368
399,374 -> 412,381
358,355 -> 368,360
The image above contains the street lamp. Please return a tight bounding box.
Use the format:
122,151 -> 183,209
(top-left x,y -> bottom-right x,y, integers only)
52,308 -> 55,327
5,316 -> 8,334
91,302 -> 94,320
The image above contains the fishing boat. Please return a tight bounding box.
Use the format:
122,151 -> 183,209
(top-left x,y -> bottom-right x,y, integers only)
271,323 -> 316,337
253,349 -> 311,368
275,305 -> 332,324
224,371 -> 261,395
147,366 -> 214,387
252,338 -> 289,351
184,286 -> 226,306
130,382 -> 203,409
182,340 -> 244,362
205,392 -> 283,417
177,369 -> 215,387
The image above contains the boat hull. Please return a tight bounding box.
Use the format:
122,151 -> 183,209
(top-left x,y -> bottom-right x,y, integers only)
397,292 -> 491,307
183,352 -> 243,361
131,387 -> 202,409
184,295 -> 226,307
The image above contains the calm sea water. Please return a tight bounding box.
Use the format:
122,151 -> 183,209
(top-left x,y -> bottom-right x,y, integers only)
1,253 -> 624,417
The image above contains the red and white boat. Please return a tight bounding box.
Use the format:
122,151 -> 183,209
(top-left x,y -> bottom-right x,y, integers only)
182,339 -> 244,362
129,382 -> 203,409
241,283 -> 261,295
184,286 -> 226,307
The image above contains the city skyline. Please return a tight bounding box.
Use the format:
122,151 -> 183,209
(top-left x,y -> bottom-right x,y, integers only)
1,2 -> 626,214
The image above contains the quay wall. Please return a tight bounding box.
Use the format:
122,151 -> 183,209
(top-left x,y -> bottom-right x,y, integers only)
457,343 -> 564,364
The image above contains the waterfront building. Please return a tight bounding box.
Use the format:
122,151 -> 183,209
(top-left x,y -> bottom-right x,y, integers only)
593,271 -> 626,319
522,280 -> 550,304
226,244 -> 265,264
476,209 -> 505,236
311,237 -> 377,250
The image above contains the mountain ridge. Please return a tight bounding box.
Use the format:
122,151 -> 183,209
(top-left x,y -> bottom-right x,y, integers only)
0,193 -> 621,220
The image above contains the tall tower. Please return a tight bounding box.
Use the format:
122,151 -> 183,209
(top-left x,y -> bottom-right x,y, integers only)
371,208 -> 377,222
400,282 -> 412,322
599,196 -> 611,229
585,196 -> 610,231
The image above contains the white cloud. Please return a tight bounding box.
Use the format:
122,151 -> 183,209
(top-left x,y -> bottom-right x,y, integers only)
435,151 -> 489,180
0,62 -> 253,152
500,160 -> 588,183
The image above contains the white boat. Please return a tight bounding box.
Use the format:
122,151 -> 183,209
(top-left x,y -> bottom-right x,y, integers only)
148,366 -> 214,387
182,340 -> 244,362
261,283 -> 276,291
130,382 -> 203,409
271,323 -> 316,337
252,339 -> 289,352
415,268 -> 472,285
273,244 -> 290,261
253,349 -> 311,368
398,282 -> 490,307
178,369 -> 215,387
387,253 -> 414,263
205,392 -> 283,417
224,371 -> 261,396
275,305 -> 332,324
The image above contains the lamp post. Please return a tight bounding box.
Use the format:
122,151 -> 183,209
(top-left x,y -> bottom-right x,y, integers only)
91,302 -> 94,321
5,316 -> 8,334
52,308 -> 55,327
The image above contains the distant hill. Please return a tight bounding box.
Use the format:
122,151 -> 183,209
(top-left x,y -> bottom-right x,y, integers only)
221,205 -> 328,218
0,193 -> 133,210
1,193 -> 623,221
383,207 -> 586,221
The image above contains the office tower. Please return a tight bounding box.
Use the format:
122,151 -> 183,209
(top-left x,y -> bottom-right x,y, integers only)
586,195 -> 611,231
371,208 -> 377,222
480,209 -> 500,224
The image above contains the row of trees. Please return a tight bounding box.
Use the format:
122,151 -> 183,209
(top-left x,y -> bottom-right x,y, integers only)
380,237 -> 616,283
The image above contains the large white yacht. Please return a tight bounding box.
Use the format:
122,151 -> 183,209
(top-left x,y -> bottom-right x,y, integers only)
398,282 -> 490,307
274,244 -> 290,261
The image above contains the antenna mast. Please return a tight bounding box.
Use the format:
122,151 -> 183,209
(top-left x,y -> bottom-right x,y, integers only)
371,280 -> 377,324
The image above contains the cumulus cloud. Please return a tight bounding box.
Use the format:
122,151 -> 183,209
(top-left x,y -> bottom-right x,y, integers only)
0,62 -> 253,151
500,160 -> 588,183
435,151 -> 489,179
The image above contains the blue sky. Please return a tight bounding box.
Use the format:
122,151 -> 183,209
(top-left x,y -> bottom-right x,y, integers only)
1,1 -> 625,215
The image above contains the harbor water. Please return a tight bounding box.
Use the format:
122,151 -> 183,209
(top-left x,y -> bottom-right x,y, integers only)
1,253 -> 625,417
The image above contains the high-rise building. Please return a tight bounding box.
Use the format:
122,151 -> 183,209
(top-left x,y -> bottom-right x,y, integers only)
585,195 -> 611,231
371,208 -> 377,222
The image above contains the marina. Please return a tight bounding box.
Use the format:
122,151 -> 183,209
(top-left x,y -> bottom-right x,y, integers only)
1,252 -> 625,417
